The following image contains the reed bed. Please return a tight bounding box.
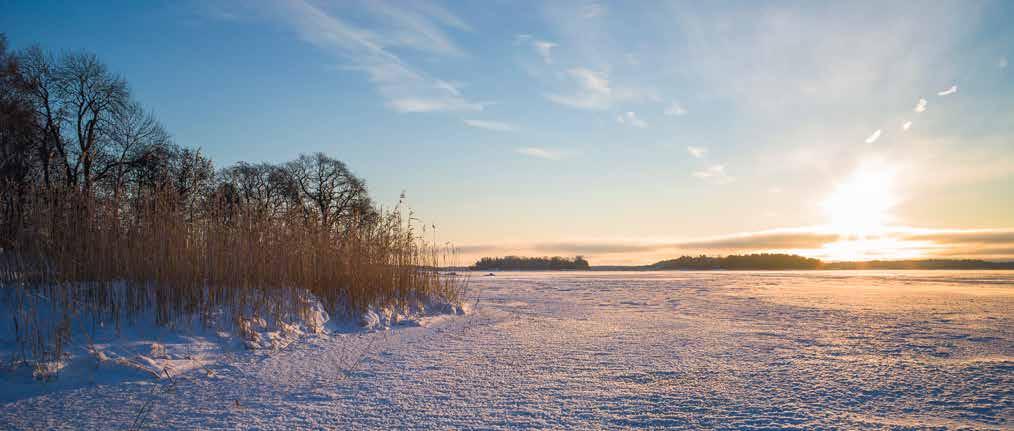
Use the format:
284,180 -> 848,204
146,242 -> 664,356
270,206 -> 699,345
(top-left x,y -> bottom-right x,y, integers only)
1,179 -> 463,368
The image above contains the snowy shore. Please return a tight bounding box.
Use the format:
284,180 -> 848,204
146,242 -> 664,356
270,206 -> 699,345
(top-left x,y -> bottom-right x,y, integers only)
2,271 -> 1011,430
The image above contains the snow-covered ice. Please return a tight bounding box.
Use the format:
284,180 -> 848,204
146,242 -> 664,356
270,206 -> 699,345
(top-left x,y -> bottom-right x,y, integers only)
2,271 -> 1012,430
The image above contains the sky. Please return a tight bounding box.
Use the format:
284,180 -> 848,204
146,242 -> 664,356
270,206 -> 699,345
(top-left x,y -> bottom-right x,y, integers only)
3,0 -> 1013,265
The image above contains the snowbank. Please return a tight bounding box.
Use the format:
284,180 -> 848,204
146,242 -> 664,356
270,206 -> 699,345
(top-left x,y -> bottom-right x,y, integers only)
0,285 -> 465,403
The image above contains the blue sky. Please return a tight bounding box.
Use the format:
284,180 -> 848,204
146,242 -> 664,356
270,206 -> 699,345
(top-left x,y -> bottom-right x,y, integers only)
3,0 -> 1013,264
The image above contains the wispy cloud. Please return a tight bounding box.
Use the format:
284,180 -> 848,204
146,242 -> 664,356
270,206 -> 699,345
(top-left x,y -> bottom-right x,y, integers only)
389,98 -> 484,113
693,164 -> 734,183
466,229 -> 837,257
455,224 -> 1014,264
937,85 -> 958,96
269,0 -> 483,113
517,147 -> 564,160
464,119 -> 517,132
687,146 -> 707,158
569,67 -> 611,94
899,228 -> 1014,245
532,40 -> 558,64
675,229 -> 839,250
864,129 -> 882,143
532,241 -> 663,254
914,98 -> 928,113
616,111 -> 647,128
360,0 -> 470,56
513,34 -> 533,45
458,227 -> 1014,263
902,121 -> 913,131
434,80 -> 463,96
546,67 -> 658,110
938,247 -> 1014,257
546,67 -> 612,110
664,101 -> 688,116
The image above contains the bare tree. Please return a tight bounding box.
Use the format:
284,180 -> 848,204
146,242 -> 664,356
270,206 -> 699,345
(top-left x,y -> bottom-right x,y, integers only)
98,101 -> 169,218
53,52 -> 128,194
222,162 -> 292,221
167,146 -> 214,221
286,153 -> 371,233
18,46 -> 63,190
0,35 -> 38,244
0,35 -> 34,183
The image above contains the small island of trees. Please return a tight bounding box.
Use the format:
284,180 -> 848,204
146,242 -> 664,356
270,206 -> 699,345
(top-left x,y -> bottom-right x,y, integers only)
651,253 -> 822,270
472,256 -> 591,271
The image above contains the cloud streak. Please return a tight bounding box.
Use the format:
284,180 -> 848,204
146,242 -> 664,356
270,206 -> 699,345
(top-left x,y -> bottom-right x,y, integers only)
674,229 -> 840,250
899,229 -> 1014,245
517,147 -> 565,160
546,67 -> 658,110
937,85 -> 958,96
687,146 -> 707,158
464,119 -> 517,131
270,0 -> 483,113
360,0 -> 470,56
865,129 -> 882,143
693,164 -> 734,183
616,111 -> 647,128
390,98 -> 485,113
467,229 -> 839,257
455,227 -> 1014,263
546,68 -> 612,110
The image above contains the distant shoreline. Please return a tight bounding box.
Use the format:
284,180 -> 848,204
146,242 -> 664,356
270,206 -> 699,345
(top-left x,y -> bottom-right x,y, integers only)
593,266 -> 1014,271
459,255 -> 1014,272
447,267 -> 1014,272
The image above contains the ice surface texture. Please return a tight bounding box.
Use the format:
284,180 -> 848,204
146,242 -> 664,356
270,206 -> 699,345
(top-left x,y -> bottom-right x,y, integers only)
2,271 -> 1011,430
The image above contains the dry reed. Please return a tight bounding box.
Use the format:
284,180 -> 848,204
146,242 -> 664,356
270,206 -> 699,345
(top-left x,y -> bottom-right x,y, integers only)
1,181 -> 463,368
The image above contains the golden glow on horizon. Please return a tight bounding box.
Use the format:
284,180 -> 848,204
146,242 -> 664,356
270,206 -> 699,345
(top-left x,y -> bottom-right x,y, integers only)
453,160 -> 1009,265
814,237 -> 927,262
818,162 -> 922,261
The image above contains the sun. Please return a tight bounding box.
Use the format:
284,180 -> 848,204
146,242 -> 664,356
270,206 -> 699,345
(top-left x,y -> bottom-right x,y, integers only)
822,162 -> 897,239
812,161 -> 939,262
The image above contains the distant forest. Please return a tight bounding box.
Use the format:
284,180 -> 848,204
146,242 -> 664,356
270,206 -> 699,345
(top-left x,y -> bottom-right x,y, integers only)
645,254 -> 1014,270
469,253 -> 1014,271
472,256 -> 590,271
651,254 -> 821,270
821,259 -> 1014,270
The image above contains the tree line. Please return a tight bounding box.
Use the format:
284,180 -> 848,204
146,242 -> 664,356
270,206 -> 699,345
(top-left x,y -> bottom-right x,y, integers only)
644,254 -> 1013,270
0,35 -> 457,364
650,254 -> 822,270
471,256 -> 591,271
821,259 -> 1014,270
1,35 -> 379,246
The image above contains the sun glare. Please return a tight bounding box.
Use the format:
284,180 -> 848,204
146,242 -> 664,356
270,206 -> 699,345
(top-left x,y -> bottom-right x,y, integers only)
817,162 -> 911,261
822,163 -> 897,238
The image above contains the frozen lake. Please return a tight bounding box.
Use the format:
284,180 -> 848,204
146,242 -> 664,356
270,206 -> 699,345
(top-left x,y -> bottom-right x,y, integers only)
3,271 -> 1012,430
